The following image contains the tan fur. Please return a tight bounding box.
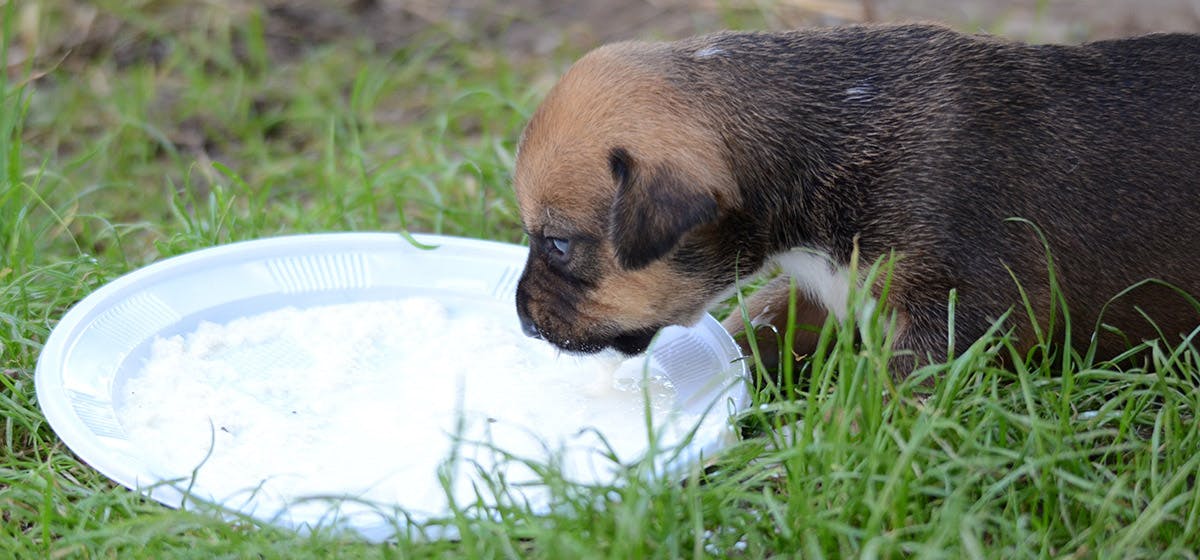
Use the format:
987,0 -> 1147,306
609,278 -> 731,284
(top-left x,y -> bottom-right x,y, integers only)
515,43 -> 736,233
589,262 -> 712,325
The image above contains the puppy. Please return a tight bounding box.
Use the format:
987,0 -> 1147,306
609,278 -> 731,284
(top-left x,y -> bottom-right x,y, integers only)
512,24 -> 1200,373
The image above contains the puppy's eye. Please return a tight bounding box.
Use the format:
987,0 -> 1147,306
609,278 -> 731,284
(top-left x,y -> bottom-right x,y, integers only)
546,236 -> 570,258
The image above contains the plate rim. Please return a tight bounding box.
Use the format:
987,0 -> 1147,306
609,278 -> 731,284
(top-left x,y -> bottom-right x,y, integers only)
34,231 -> 749,541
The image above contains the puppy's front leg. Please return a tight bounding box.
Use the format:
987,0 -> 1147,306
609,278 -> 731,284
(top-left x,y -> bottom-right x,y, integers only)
722,275 -> 828,371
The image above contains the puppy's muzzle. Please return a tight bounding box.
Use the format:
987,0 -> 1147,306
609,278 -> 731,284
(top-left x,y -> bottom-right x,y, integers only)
514,268 -> 657,354
518,310 -> 542,339
515,285 -> 542,340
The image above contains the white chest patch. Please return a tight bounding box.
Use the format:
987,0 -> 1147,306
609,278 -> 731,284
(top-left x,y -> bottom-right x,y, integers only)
773,249 -> 853,320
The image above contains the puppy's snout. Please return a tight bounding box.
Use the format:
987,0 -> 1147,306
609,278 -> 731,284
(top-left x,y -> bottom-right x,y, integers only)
520,313 -> 542,339
515,282 -> 543,339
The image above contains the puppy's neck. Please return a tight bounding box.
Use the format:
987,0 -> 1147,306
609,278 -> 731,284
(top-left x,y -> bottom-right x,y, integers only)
671,27 -> 978,266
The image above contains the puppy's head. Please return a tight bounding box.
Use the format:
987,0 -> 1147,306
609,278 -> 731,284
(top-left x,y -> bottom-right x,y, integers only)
513,42 -> 744,355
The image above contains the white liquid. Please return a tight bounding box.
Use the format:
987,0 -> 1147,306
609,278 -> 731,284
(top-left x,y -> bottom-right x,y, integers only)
115,297 -> 688,519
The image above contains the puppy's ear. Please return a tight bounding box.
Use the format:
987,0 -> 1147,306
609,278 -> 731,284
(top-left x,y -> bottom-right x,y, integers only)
609,147 -> 718,270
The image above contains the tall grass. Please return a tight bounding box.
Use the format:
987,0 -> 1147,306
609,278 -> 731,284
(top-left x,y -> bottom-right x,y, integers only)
726,251 -> 1200,557
2,2 -> 1198,557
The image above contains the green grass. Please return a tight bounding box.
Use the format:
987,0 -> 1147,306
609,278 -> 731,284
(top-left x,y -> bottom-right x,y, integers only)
3,2 -> 1200,558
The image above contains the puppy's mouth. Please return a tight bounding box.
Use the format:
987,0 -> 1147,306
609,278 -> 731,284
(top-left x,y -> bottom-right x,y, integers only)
610,327 -> 660,355
514,271 -> 662,356
535,325 -> 662,356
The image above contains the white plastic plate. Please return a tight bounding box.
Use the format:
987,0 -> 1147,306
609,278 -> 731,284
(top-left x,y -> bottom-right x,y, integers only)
35,232 -> 749,541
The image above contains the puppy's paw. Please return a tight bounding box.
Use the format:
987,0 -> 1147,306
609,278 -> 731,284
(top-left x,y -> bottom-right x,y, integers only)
723,275 -> 828,371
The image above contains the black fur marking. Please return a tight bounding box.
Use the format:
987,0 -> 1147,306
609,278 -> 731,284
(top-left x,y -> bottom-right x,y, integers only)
609,151 -> 719,270
609,147 -> 631,184
609,326 -> 661,355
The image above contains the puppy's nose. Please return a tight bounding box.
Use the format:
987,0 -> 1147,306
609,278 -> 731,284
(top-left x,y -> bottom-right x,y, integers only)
515,274 -> 542,339
520,314 -> 543,339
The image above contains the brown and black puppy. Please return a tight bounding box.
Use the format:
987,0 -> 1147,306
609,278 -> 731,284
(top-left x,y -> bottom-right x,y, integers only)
512,23 -> 1200,373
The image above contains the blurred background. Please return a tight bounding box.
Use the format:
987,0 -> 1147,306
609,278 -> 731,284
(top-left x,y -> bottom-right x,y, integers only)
15,0 -> 1200,68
